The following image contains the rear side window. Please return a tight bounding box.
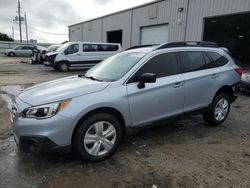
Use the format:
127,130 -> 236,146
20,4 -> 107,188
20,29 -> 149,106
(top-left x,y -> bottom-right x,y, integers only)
129,53 -> 178,83
83,44 -> 98,52
179,51 -> 206,73
98,45 -> 119,51
205,52 -> 229,68
83,44 -> 118,52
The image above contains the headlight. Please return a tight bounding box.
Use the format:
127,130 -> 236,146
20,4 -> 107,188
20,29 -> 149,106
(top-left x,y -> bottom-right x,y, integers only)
23,99 -> 71,119
241,74 -> 247,82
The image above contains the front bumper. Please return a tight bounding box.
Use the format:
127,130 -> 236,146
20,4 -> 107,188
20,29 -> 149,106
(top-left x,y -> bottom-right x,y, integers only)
43,61 -> 52,66
15,135 -> 71,154
241,81 -> 250,93
11,97 -> 73,154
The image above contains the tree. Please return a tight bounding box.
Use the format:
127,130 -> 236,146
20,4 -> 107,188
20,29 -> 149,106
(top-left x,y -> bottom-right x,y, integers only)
0,32 -> 14,41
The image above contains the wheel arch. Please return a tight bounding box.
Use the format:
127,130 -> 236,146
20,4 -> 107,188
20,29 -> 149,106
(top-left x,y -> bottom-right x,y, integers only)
71,107 -> 126,149
8,51 -> 15,56
213,85 -> 234,103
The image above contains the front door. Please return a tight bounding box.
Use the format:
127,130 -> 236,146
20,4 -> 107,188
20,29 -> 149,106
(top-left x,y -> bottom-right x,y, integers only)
126,52 -> 184,126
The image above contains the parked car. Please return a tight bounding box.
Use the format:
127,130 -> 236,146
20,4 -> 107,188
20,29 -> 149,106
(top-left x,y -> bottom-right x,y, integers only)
11,41 -> 242,162
241,70 -> 250,93
5,45 -> 35,57
43,42 -> 122,71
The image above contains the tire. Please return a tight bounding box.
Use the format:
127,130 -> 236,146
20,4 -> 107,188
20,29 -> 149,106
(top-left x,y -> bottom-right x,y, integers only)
8,52 -> 15,57
73,113 -> 123,162
203,94 -> 231,126
57,62 -> 69,72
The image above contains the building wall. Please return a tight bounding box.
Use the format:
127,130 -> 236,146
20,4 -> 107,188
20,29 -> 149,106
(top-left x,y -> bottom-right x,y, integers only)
102,10 -> 132,49
69,0 -> 250,47
130,0 -> 188,46
185,0 -> 250,41
82,19 -> 103,42
69,25 -> 81,42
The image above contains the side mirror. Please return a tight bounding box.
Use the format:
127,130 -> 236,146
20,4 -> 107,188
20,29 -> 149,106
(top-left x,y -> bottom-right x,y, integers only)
137,73 -> 156,89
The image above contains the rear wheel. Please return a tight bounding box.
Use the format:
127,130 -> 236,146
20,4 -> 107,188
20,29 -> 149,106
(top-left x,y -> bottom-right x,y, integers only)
203,94 -> 230,126
58,62 -> 69,72
73,113 -> 122,162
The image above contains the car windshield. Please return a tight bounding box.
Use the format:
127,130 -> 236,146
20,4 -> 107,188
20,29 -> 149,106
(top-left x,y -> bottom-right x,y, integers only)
47,45 -> 57,52
56,43 -> 69,52
84,51 -> 146,82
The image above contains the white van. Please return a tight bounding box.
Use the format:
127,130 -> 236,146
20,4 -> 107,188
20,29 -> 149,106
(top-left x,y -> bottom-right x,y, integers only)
44,42 -> 122,71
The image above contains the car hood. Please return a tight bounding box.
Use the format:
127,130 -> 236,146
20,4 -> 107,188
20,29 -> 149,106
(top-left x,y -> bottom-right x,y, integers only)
18,75 -> 110,105
5,49 -> 12,52
46,51 -> 58,56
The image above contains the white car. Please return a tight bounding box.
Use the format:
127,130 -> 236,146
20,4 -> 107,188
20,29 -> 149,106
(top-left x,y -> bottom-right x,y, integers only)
44,42 -> 122,71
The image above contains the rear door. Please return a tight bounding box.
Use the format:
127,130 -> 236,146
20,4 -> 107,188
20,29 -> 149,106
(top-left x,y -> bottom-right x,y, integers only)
80,44 -> 100,67
126,52 -> 184,126
179,51 -> 221,112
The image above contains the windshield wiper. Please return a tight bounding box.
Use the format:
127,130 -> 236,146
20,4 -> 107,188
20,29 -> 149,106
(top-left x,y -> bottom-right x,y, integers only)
79,74 -> 103,82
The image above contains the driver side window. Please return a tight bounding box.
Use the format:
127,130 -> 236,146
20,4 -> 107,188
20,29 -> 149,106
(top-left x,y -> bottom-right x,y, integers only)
65,44 -> 79,55
128,52 -> 179,83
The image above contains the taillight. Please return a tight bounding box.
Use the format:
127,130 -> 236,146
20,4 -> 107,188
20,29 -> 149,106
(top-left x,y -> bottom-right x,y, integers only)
234,67 -> 243,77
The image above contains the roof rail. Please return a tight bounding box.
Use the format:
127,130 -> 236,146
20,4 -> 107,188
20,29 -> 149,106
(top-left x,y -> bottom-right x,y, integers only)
126,44 -> 158,51
155,41 -> 218,50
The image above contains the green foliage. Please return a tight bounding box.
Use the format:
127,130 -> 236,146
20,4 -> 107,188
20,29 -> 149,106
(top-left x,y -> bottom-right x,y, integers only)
0,32 -> 14,41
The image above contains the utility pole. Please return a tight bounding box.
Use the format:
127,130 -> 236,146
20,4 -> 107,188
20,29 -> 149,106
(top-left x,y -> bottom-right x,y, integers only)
18,0 -> 22,42
25,12 -> 28,43
12,26 -> 14,40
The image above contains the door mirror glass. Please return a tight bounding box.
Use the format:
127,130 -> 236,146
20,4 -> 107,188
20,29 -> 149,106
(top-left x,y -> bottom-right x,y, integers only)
137,73 -> 156,89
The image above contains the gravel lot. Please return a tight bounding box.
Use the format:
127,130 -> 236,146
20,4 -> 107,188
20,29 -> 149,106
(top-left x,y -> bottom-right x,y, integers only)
0,54 -> 250,188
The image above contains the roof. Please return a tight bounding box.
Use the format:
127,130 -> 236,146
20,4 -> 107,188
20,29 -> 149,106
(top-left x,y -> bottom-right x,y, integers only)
69,0 -> 164,27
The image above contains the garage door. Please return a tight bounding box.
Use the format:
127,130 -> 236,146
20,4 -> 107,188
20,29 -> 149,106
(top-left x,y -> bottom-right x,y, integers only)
140,24 -> 168,45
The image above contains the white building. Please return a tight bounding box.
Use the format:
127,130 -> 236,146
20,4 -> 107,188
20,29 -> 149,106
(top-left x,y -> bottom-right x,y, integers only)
69,0 -> 250,65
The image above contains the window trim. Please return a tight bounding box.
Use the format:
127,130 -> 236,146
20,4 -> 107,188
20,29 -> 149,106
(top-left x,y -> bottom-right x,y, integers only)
125,51 -> 180,85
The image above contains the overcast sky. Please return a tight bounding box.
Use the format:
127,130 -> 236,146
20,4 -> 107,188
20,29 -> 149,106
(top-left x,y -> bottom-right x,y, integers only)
0,0 -> 153,43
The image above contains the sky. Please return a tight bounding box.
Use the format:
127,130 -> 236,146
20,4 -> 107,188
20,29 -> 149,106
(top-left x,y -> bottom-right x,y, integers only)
0,0 -> 153,43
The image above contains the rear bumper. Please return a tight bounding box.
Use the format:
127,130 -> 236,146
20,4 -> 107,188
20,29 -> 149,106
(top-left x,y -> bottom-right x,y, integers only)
241,81 -> 250,93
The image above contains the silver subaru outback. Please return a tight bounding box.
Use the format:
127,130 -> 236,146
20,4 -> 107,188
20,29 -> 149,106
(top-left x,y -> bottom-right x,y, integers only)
11,42 -> 242,162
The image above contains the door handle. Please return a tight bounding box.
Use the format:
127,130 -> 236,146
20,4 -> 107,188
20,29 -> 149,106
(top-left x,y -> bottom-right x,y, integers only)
211,74 -> 219,79
173,82 -> 183,88
77,53 -> 80,56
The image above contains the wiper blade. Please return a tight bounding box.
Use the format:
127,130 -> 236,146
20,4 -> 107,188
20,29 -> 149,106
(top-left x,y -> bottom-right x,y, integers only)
89,76 -> 103,82
79,74 -> 103,82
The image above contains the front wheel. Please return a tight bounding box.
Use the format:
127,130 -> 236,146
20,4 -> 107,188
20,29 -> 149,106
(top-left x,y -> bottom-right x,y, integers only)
203,94 -> 230,126
57,62 -> 69,72
73,113 -> 123,162
8,52 -> 15,57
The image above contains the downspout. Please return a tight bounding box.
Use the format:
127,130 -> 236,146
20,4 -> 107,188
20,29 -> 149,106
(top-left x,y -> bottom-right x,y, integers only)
184,0 -> 190,41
